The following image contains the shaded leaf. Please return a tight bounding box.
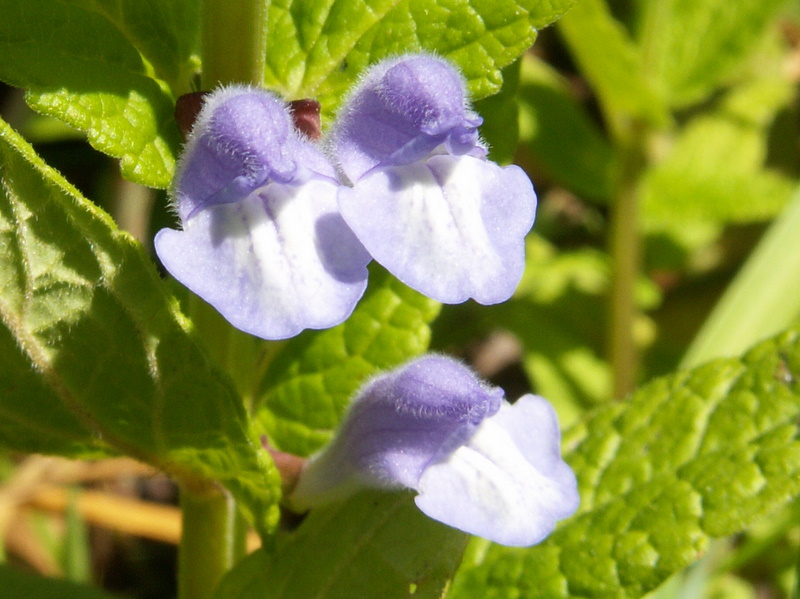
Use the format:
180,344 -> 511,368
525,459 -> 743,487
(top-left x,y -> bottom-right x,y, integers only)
0,565 -> 119,599
474,59 -> 521,165
57,0 -> 200,92
214,491 -> 468,599
0,119 -> 279,534
518,55 -> 616,201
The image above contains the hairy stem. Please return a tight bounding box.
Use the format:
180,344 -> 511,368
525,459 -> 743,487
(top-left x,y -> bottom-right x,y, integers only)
201,0 -> 269,88
176,4 -> 271,598
178,484 -> 241,599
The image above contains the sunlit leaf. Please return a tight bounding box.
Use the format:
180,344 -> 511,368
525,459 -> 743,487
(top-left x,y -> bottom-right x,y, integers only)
449,325 -> 800,598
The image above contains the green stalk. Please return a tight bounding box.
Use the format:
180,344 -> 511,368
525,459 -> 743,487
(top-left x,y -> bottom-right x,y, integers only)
186,293 -> 284,412
176,3 -> 271,598
201,0 -> 269,88
608,122 -> 647,399
178,484 -> 240,599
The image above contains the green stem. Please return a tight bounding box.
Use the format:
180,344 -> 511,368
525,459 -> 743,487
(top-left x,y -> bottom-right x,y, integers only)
201,0 -> 269,88
608,122 -> 646,399
175,5 -> 271,599
178,484 -> 241,599
186,293 -> 283,412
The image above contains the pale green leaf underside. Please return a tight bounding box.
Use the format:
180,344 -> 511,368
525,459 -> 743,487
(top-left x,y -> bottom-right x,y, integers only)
558,0 -> 666,126
0,119 -> 279,534
263,0 -> 575,116
215,491 -> 468,599
448,325 -> 800,598
642,78 -> 794,229
0,0 -> 195,188
256,268 -> 440,457
638,0 -> 790,108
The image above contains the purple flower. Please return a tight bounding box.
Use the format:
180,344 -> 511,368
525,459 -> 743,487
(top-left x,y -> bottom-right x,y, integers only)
154,87 -> 370,340
331,55 -> 537,305
290,355 -> 579,547
156,56 -> 538,340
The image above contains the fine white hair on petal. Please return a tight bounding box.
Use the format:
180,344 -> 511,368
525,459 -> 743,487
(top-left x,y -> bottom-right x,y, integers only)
155,86 -> 370,340
170,86 -> 338,223
290,356 -> 579,546
328,53 -> 482,182
415,395 -> 579,546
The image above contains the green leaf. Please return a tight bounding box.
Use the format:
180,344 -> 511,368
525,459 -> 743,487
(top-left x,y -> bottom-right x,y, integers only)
263,0 -> 575,115
0,565 -> 119,599
173,286 -> 281,414
57,0 -> 200,93
0,0 -> 196,188
448,324 -> 800,598
255,267 -> 440,456
0,119 -> 279,534
637,0 -> 789,107
558,0 -> 667,127
496,237 -> 658,425
214,491 -> 468,599
641,78 -> 795,229
518,54 -> 616,201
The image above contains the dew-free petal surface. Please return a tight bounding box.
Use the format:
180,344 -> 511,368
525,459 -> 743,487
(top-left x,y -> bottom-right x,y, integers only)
339,155 -> 536,304
155,180 -> 370,340
415,395 -> 579,546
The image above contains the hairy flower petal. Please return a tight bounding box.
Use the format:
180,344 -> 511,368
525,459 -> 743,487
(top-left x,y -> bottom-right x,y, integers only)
331,54 -> 536,305
156,180 -> 369,340
338,154 -> 535,304
155,86 -> 369,339
174,86 -> 335,221
415,395 -> 579,546
290,356 -> 578,546
332,54 -> 482,183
